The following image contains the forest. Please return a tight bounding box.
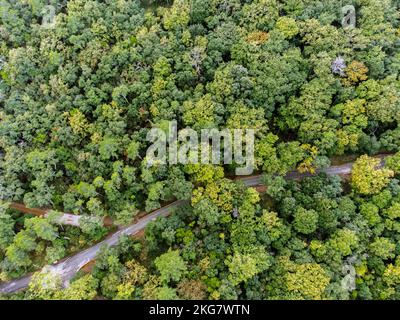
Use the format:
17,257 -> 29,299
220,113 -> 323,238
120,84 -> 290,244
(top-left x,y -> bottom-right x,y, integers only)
0,0 -> 400,300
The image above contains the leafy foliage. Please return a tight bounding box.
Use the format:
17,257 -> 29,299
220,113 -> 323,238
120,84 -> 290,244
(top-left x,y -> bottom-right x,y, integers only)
1,0 -> 400,301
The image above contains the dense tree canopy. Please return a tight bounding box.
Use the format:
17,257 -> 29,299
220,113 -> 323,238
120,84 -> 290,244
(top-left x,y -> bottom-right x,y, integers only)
1,0 -> 399,220
1,0 -> 400,301
7,168 -> 399,300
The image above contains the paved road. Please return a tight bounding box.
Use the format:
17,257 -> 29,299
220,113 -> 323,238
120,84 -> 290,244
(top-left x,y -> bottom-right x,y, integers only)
10,153 -> 386,228
0,201 -> 187,294
241,154 -> 388,186
0,155 -> 388,295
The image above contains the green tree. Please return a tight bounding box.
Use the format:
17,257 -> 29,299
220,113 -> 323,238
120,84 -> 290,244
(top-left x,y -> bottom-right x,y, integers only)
385,152 -> 400,174
59,275 -> 99,300
352,155 -> 394,195
284,261 -> 330,300
293,208 -> 318,235
26,269 -> 62,300
154,249 -> 187,284
369,238 -> 396,260
225,248 -> 271,285
0,202 -> 14,251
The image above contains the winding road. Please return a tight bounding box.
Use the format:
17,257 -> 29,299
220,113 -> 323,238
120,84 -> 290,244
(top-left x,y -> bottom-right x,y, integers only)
0,201 -> 188,294
0,155 -> 389,295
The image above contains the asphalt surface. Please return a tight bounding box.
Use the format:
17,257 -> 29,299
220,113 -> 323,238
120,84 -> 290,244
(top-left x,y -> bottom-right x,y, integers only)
0,155 -> 388,295
0,201 -> 187,294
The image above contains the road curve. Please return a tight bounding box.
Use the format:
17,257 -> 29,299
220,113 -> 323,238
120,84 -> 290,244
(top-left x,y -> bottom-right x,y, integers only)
0,155 -> 389,295
0,200 -> 188,294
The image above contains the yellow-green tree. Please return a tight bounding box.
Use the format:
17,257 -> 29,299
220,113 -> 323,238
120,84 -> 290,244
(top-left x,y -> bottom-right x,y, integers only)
351,155 -> 394,195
